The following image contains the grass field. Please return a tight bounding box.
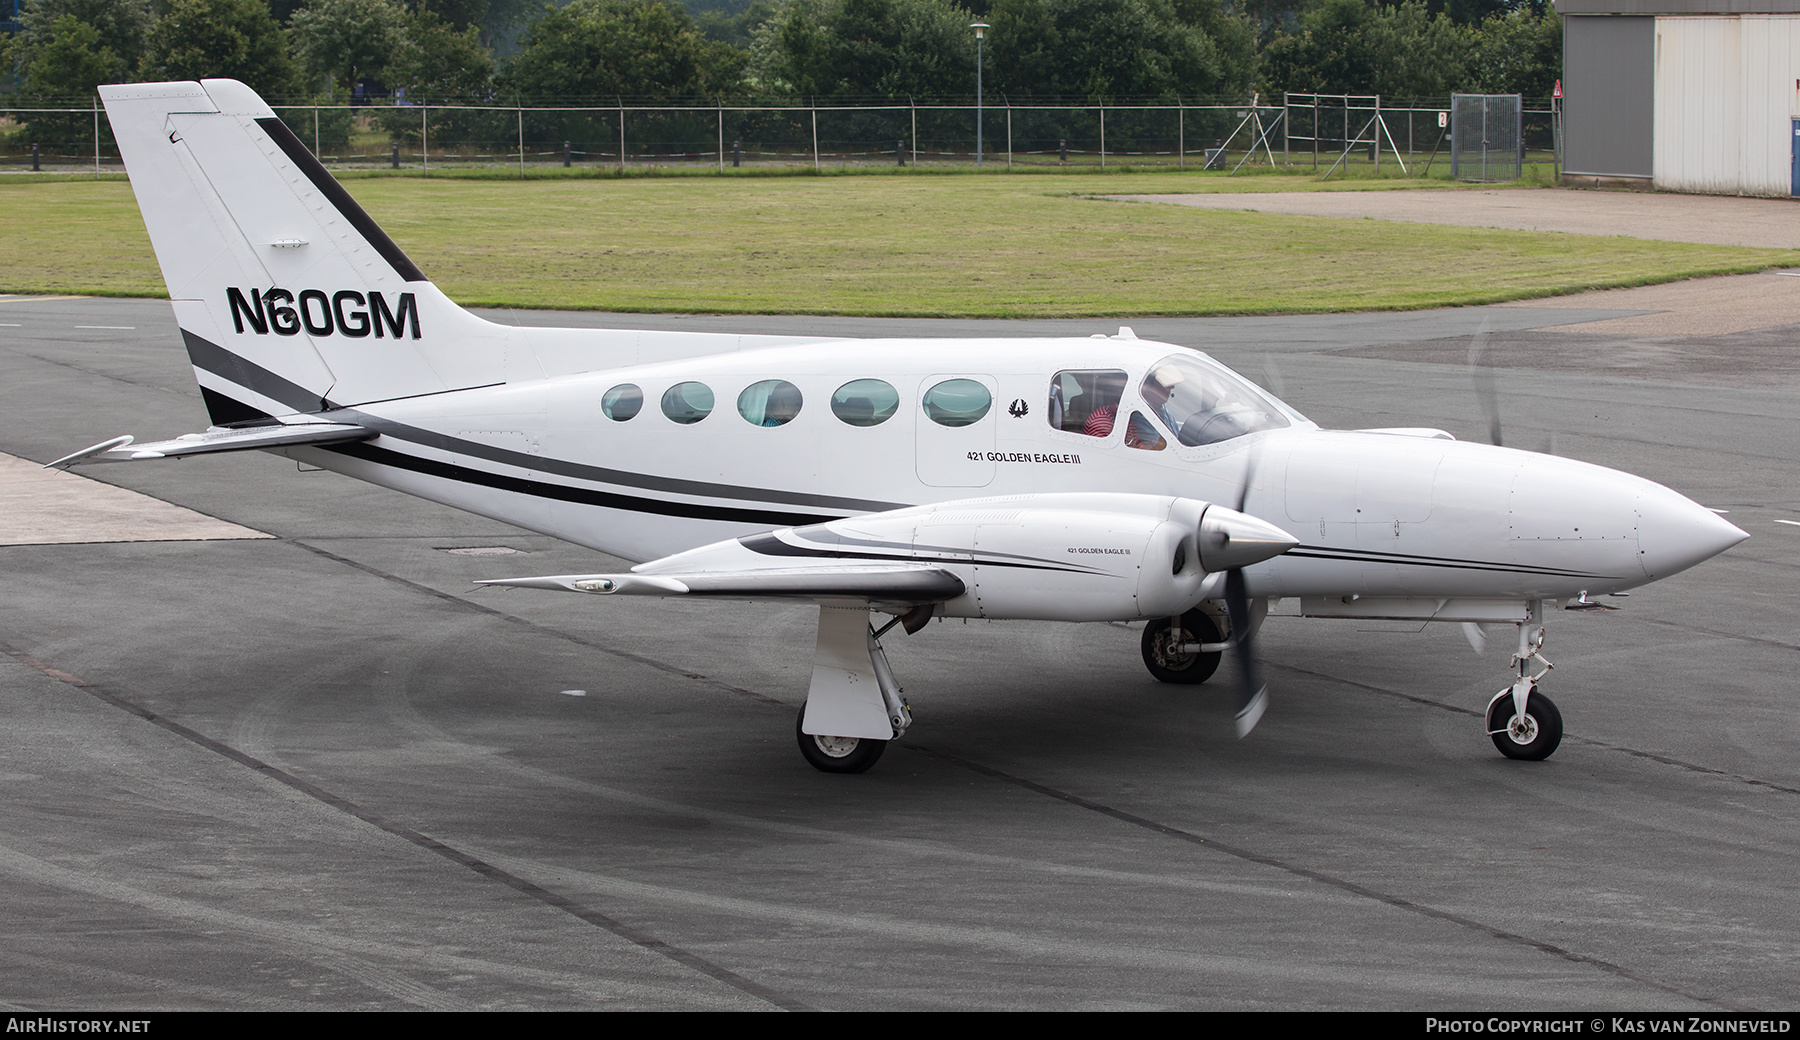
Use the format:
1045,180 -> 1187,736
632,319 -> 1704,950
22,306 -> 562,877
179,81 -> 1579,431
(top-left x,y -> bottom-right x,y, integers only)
3,170 -> 1792,316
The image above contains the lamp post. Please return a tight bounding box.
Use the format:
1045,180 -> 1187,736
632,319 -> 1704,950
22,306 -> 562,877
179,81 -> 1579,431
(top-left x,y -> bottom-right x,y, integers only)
971,22 -> 989,167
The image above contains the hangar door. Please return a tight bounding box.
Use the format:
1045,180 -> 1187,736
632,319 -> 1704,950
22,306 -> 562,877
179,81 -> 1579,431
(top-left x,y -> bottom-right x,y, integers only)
1564,15 -> 1655,179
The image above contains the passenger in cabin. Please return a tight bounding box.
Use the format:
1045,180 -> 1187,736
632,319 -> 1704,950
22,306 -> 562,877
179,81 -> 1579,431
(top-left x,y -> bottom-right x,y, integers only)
763,382 -> 803,427
1123,411 -> 1166,450
1140,365 -> 1183,434
1049,369 -> 1127,437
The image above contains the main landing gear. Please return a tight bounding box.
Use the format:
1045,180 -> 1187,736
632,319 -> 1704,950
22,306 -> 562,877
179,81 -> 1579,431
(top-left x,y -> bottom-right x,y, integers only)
1486,601 -> 1564,761
796,712 -> 886,774
795,605 -> 925,774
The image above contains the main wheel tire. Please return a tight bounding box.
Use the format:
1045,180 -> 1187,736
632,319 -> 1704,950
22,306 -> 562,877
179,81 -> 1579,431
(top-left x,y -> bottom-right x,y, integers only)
1487,690 -> 1564,761
795,708 -> 887,774
1140,609 -> 1224,685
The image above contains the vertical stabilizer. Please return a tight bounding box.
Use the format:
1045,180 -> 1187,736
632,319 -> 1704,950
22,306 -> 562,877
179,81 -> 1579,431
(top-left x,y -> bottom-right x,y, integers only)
101,80 -> 505,420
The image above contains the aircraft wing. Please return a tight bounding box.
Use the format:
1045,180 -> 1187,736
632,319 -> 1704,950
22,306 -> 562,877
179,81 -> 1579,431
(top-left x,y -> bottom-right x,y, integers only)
47,422 -> 373,467
479,491 -> 1296,618
479,563 -> 965,603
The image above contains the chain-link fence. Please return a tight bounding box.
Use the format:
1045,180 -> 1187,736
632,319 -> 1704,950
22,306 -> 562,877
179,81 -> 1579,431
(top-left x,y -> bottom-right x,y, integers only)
1449,94 -> 1525,183
0,95 -> 1558,175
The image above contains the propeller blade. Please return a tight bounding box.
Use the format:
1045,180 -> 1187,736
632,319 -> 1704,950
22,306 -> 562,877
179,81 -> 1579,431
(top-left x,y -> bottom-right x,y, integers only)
1467,320 -> 1502,447
1217,447 -> 1278,738
1225,567 -> 1267,737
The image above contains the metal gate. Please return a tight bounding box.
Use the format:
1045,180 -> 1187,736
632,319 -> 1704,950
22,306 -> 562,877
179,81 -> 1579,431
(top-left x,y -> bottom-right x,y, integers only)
1450,94 -> 1523,183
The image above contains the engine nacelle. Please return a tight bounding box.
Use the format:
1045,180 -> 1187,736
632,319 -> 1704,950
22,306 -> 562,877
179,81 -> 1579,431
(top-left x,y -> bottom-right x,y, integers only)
620,492 -> 1298,623
776,493 -> 1278,622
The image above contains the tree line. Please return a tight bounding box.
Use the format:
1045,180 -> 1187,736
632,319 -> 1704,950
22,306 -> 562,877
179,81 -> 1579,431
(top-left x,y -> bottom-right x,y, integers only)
4,0 -> 1559,146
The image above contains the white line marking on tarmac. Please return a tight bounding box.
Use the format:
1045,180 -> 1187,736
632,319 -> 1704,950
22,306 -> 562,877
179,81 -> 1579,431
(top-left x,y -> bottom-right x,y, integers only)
1774,519 -> 1800,527
73,325 -> 135,330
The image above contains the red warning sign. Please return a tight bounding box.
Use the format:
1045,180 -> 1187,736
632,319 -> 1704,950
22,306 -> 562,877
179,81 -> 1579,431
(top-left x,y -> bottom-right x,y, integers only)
1553,79 -> 1563,98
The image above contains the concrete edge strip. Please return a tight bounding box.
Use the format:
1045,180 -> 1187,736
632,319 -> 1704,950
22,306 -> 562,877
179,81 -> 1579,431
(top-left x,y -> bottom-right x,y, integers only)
0,644 -> 813,1013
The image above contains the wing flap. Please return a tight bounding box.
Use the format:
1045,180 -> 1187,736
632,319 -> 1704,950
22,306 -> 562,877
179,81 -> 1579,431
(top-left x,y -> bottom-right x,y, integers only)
48,422 -> 372,467
480,563 -> 964,602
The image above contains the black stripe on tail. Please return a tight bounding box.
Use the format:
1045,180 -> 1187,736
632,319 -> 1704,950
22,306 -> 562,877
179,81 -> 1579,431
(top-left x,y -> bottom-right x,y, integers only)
253,117 -> 427,284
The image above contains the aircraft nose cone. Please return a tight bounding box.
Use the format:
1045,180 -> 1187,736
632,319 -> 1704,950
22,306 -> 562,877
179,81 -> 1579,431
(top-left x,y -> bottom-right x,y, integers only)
1637,484 -> 1748,581
1198,505 -> 1299,572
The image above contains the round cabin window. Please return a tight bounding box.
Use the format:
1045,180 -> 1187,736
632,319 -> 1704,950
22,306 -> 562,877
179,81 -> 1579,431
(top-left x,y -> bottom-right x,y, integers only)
737,379 -> 804,427
921,378 -> 992,428
660,381 -> 714,424
601,384 -> 642,421
830,379 -> 899,427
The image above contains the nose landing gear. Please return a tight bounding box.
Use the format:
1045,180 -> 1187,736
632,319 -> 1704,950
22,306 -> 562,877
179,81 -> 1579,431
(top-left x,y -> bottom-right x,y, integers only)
1486,601 -> 1563,760
1140,606 -> 1229,684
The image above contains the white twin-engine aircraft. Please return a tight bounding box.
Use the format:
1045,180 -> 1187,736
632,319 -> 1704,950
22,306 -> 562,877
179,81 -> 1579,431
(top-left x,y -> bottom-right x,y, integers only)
61,80 -> 1747,773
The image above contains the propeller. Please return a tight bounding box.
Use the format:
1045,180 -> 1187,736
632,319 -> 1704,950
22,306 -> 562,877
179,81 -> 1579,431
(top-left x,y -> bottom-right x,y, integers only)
1468,319 -> 1503,447
1194,451 -> 1294,737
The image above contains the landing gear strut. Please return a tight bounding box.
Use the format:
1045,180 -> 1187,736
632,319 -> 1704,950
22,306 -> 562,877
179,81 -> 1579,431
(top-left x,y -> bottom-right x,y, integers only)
1140,607 -> 1227,684
1486,601 -> 1563,761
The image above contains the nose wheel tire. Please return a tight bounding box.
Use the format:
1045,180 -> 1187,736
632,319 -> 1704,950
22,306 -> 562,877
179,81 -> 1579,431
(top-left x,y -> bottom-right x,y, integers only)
1487,690 -> 1564,761
1140,609 -> 1223,685
796,708 -> 887,774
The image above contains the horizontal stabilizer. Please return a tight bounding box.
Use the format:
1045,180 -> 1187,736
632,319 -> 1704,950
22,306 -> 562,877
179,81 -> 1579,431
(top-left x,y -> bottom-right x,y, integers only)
480,563 -> 965,602
48,422 -> 372,467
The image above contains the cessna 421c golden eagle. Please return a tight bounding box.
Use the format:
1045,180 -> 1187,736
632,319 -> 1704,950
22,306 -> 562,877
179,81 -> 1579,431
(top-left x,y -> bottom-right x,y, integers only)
55,79 -> 1746,773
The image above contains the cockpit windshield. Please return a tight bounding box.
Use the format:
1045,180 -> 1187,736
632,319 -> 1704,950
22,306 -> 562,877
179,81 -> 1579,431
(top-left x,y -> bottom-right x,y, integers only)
1138,353 -> 1292,447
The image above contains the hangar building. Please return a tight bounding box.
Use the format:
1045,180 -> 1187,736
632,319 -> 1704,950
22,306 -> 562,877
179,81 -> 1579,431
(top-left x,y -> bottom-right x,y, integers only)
1561,0 -> 1800,195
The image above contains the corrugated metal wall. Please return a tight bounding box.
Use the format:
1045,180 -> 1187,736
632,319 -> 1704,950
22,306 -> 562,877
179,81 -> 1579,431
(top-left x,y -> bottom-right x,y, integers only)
1654,15 -> 1800,195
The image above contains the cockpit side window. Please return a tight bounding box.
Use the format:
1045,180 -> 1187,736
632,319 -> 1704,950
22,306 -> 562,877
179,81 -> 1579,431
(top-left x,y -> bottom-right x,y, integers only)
1139,354 -> 1290,447
1123,411 -> 1166,451
1047,369 -> 1127,438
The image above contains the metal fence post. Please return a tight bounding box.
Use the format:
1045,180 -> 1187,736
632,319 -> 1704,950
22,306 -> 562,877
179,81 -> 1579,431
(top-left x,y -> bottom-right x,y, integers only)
910,99 -> 916,165
1178,99 -> 1185,167
32,143 -> 39,171
717,101 -> 724,172
811,101 -> 819,169
564,140 -> 571,167
1098,103 -> 1105,170
421,106 -> 429,171
314,106 -> 320,158
93,96 -> 100,177
1006,103 -> 1012,168
517,105 -> 525,178
618,99 -> 626,171
1373,95 -> 1381,171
